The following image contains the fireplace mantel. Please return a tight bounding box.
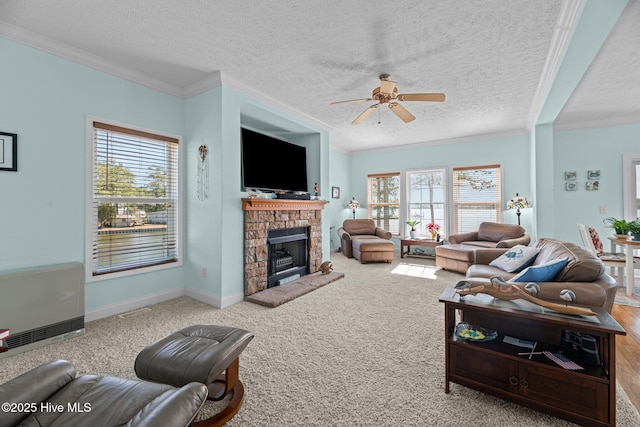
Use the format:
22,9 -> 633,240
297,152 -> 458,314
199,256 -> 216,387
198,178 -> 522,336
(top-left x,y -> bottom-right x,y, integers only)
242,198 -> 328,211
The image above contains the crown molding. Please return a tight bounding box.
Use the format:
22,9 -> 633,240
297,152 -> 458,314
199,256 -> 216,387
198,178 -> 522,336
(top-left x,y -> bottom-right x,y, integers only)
347,128 -> 529,155
526,0 -> 584,130
220,73 -> 332,132
182,71 -> 222,98
0,21 -> 185,97
554,113 -> 640,132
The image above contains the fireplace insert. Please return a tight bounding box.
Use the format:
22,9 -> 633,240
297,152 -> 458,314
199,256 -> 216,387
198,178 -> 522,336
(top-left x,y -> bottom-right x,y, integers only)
267,227 -> 309,287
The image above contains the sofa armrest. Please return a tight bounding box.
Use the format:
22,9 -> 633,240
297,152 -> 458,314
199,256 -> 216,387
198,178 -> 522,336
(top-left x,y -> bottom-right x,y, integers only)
496,235 -> 531,248
0,360 -> 75,427
374,228 -> 392,240
127,382 -> 208,427
447,231 -> 478,244
337,227 -> 353,257
473,248 -> 509,265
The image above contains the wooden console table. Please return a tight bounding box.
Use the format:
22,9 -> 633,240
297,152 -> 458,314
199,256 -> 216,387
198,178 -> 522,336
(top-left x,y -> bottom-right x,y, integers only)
439,287 -> 626,426
400,238 -> 442,258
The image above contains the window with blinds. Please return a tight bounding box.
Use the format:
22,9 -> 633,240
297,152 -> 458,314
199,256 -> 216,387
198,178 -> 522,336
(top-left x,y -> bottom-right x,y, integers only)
89,121 -> 180,276
452,165 -> 502,234
368,172 -> 400,235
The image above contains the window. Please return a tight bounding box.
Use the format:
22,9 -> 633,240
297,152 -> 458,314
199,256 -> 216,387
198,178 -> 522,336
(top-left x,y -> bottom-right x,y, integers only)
406,169 -> 446,236
452,165 -> 502,234
368,172 -> 400,235
87,120 -> 181,278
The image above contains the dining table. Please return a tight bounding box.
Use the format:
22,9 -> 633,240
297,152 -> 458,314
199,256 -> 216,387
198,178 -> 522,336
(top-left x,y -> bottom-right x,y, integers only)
608,236 -> 640,296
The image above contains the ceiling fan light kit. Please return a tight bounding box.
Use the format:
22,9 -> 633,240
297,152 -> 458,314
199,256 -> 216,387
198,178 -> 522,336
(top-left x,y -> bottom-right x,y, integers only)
331,74 -> 445,125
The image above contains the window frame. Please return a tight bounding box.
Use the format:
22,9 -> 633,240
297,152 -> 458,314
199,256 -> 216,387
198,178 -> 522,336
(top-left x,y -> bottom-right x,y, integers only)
84,116 -> 183,283
623,154 -> 640,220
405,168 -> 447,238
367,172 -> 401,236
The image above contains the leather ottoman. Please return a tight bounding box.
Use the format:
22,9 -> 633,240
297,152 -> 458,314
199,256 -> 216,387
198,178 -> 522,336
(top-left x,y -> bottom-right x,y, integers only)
435,244 -> 477,274
352,237 -> 394,264
135,324 -> 254,426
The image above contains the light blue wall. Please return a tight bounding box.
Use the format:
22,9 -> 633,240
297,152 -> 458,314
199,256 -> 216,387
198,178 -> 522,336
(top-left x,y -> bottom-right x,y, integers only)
0,37 -> 186,312
553,123 -> 640,245
1,37 -> 331,314
327,148 -> 352,250
347,134 -> 533,246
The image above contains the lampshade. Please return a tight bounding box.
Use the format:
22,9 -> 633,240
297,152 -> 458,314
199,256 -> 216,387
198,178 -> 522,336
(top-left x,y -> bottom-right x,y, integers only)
347,197 -> 360,210
507,193 -> 532,210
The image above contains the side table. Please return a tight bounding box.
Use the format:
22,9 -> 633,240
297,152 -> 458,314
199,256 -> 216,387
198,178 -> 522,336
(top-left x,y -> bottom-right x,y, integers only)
400,238 -> 442,258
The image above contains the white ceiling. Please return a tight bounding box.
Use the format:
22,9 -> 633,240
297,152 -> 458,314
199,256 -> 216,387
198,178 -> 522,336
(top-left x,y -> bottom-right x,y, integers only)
1,0 -> 638,152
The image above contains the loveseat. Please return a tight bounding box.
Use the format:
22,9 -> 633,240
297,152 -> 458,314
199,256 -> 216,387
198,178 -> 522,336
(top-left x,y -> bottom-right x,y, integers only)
337,219 -> 394,263
0,359 -> 207,427
465,238 -> 617,312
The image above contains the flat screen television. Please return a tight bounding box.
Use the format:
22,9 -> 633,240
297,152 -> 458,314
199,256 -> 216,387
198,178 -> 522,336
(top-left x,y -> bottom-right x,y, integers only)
241,127 -> 308,193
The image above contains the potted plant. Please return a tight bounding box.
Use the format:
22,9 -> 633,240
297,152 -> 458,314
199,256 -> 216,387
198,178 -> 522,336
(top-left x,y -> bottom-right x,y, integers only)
603,217 -> 630,238
628,219 -> 640,241
426,222 -> 440,240
406,220 -> 421,239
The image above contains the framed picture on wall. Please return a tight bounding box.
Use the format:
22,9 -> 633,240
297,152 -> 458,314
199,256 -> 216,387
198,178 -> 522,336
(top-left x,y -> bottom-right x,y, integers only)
586,181 -> 599,191
0,132 -> 17,172
564,171 -> 576,181
587,170 -> 601,180
565,181 -> 578,191
332,186 -> 340,199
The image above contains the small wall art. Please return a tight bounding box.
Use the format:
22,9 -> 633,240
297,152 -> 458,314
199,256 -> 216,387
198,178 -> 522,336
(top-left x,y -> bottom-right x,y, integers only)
587,170 -> 601,180
564,171 -> 576,181
586,181 -> 599,191
565,181 -> 578,191
332,186 -> 340,199
0,132 -> 17,172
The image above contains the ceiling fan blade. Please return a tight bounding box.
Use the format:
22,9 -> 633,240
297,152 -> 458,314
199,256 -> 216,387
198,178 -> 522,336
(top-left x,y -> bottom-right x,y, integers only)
397,93 -> 446,102
388,102 -> 415,123
352,104 -> 378,125
379,79 -> 396,94
330,98 -> 373,105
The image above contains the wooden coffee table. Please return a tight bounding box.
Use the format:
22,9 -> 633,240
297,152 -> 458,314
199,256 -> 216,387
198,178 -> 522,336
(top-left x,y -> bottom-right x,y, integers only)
400,238 -> 442,258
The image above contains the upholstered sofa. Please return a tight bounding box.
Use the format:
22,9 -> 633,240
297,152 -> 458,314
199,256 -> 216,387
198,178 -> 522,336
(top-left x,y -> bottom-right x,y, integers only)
337,219 -> 394,263
465,238 -> 618,312
436,222 -> 531,273
0,359 -> 207,427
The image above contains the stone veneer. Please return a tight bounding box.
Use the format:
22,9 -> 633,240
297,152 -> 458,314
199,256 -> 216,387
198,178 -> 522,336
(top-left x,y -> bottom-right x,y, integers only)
242,198 -> 328,296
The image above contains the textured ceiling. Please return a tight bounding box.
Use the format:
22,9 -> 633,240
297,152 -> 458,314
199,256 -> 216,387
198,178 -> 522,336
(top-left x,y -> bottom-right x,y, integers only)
1,0 -> 638,152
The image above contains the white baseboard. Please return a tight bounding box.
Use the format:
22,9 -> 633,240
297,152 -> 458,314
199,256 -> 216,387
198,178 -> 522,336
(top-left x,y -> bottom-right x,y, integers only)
85,288 -> 185,322
186,287 -> 245,309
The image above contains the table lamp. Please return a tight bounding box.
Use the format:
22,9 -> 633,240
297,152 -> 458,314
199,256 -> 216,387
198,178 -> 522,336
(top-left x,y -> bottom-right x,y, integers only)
347,197 -> 360,219
507,193 -> 532,225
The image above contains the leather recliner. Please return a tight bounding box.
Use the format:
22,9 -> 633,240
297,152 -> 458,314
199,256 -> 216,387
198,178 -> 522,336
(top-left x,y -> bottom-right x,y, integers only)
0,359 -> 208,427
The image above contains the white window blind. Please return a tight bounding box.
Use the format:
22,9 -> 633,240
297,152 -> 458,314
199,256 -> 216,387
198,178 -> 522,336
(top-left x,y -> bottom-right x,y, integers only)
452,165 -> 502,234
90,121 -> 179,276
368,172 -> 400,235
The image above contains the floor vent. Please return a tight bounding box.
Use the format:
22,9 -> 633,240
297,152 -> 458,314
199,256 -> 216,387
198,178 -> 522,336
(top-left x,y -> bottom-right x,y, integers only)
118,307 -> 152,319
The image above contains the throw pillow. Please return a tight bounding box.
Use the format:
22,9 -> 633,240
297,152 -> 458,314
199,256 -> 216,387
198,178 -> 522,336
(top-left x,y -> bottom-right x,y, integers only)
510,257 -> 570,283
489,245 -> 540,273
588,226 -> 604,256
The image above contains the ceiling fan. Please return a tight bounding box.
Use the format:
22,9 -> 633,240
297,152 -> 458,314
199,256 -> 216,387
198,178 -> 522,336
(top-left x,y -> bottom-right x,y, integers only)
330,73 -> 445,125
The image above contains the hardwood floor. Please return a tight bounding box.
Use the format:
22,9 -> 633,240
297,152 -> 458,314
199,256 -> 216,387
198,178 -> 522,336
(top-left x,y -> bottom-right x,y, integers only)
612,303 -> 640,412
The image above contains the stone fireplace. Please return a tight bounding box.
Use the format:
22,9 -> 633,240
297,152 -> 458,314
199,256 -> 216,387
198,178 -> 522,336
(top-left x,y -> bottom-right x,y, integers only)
242,198 -> 328,296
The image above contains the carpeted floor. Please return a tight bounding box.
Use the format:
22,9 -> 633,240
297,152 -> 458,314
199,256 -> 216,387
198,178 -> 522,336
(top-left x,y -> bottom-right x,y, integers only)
1,254 -> 639,426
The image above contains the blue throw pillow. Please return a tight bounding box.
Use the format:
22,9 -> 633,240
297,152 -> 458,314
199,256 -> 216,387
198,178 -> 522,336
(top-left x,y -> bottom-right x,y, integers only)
510,257 -> 570,282
489,245 -> 540,273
